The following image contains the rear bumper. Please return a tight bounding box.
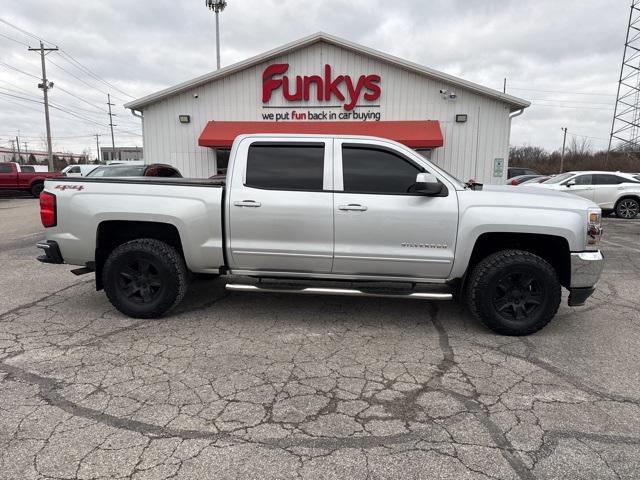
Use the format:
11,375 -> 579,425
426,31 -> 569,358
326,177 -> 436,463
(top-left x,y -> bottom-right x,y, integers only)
36,240 -> 64,264
568,250 -> 603,306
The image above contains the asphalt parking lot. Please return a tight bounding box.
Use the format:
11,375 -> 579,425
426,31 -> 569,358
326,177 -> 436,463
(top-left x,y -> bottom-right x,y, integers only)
0,196 -> 639,480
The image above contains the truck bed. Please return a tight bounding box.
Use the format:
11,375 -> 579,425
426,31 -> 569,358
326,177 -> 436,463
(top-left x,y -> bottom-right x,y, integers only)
43,176 -> 226,273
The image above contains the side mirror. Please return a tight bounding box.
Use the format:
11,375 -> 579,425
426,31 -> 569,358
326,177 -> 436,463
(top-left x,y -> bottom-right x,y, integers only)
565,180 -> 576,188
414,172 -> 443,196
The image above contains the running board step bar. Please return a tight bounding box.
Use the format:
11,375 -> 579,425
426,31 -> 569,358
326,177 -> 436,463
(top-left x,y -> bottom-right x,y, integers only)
225,284 -> 452,300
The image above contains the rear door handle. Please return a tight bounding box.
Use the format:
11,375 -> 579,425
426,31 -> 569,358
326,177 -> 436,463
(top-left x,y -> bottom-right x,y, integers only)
233,200 -> 261,207
338,204 -> 367,211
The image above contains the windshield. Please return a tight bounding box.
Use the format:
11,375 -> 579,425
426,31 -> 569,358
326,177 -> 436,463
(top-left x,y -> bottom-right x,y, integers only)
542,172 -> 574,184
88,166 -> 145,177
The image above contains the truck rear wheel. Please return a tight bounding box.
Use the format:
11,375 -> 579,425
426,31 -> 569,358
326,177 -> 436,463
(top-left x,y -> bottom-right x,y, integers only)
466,249 -> 561,336
103,238 -> 187,318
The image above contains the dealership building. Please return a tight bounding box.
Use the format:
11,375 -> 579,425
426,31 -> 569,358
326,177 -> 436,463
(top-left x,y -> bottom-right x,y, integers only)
125,32 -> 529,183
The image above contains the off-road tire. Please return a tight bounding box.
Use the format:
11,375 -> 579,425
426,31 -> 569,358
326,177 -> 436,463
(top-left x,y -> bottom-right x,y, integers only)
615,197 -> 639,219
103,238 -> 187,318
30,182 -> 44,197
466,249 -> 561,336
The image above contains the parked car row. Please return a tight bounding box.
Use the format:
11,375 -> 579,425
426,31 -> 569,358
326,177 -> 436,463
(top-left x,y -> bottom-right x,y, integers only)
0,162 -> 183,197
532,171 -> 640,219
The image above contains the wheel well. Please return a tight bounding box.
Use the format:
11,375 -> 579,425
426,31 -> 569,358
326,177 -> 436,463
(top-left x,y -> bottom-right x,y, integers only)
615,195 -> 640,207
465,232 -> 571,289
95,221 -> 184,290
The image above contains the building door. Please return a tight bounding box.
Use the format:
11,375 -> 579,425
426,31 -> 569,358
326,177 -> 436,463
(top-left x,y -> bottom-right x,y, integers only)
228,139 -> 334,273
332,140 -> 458,279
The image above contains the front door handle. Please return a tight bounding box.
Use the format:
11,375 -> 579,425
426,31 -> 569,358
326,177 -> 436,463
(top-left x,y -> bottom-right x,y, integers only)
338,204 -> 368,211
233,200 -> 261,207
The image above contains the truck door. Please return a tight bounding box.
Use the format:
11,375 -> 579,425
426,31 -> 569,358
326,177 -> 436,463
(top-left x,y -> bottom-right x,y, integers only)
227,138 -> 334,273
0,163 -> 18,189
332,139 -> 458,279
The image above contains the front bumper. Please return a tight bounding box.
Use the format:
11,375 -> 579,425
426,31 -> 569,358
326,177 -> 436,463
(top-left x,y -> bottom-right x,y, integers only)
36,240 -> 64,264
568,250 -> 604,306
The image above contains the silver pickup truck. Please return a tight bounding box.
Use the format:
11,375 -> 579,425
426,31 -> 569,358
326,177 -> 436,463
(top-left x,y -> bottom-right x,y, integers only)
37,134 -> 604,335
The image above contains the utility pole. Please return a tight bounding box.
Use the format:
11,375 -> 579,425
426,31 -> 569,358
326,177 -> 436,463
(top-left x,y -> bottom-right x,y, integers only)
206,0 -> 228,69
23,141 -> 28,154
94,134 -> 101,163
15,136 -> 21,162
560,127 -> 568,173
29,41 -> 58,172
107,93 -> 116,156
503,77 -> 507,94
9,139 -> 16,161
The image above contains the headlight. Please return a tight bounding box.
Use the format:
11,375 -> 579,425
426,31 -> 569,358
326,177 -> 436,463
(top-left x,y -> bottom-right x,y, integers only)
586,207 -> 602,248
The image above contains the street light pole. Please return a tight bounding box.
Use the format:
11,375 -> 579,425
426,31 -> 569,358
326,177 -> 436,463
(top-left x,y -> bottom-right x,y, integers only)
560,127 -> 568,173
206,0 -> 227,69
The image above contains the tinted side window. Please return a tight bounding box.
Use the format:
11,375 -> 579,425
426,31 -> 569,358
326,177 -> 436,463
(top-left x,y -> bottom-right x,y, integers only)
593,174 -> 624,185
572,174 -> 592,185
246,143 -> 324,191
0,164 -> 13,173
342,146 -> 422,194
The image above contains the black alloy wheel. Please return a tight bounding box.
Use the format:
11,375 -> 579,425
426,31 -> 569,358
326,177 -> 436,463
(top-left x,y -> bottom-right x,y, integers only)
117,258 -> 163,304
490,269 -> 545,322
103,238 -> 187,318
466,249 -> 561,335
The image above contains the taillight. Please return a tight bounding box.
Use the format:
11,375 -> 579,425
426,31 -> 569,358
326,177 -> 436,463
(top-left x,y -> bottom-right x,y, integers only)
40,191 -> 57,228
510,179 -> 518,185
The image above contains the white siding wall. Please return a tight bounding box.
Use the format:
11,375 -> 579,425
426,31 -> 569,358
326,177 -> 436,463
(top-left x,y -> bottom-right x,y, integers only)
141,41 -> 513,184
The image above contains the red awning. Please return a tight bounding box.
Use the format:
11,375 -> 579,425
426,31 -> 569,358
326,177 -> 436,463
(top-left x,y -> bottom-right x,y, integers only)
198,120 -> 443,149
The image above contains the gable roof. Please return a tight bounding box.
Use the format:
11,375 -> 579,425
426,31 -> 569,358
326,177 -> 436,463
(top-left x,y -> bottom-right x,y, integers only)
125,32 -> 530,111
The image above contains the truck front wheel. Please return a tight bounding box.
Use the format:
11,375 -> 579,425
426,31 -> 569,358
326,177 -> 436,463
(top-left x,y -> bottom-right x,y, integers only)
466,249 -> 561,336
103,239 -> 187,318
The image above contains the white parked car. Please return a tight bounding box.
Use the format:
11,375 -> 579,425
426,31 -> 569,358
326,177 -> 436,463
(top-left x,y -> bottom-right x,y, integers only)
533,171 -> 640,219
61,164 -> 98,177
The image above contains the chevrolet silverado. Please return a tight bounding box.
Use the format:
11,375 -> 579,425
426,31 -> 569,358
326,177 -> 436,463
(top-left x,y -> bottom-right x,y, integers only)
36,134 -> 604,335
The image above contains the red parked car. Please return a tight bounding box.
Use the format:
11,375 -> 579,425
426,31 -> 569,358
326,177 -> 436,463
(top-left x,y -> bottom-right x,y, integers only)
0,162 -> 65,197
506,174 -> 544,186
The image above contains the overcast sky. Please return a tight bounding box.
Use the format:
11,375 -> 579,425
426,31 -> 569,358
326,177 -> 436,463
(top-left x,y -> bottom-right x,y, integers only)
0,0 -> 630,158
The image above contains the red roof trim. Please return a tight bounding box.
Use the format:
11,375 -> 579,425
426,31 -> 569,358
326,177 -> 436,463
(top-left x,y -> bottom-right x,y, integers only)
198,121 -> 443,149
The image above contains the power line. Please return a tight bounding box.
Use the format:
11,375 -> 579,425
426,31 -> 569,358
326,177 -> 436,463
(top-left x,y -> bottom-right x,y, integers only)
0,31 -> 29,47
0,90 -> 108,128
531,103 -> 614,111
2,17 -> 134,101
58,50 -> 135,99
48,57 -> 110,96
508,86 -> 617,97
0,60 -> 40,79
0,18 -> 51,44
529,98 -> 614,106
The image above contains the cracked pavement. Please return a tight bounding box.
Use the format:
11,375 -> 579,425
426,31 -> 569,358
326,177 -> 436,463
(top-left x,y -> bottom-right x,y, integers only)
0,197 -> 639,479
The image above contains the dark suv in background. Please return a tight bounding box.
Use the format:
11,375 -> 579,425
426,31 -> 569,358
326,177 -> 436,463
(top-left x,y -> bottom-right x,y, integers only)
507,167 -> 540,179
